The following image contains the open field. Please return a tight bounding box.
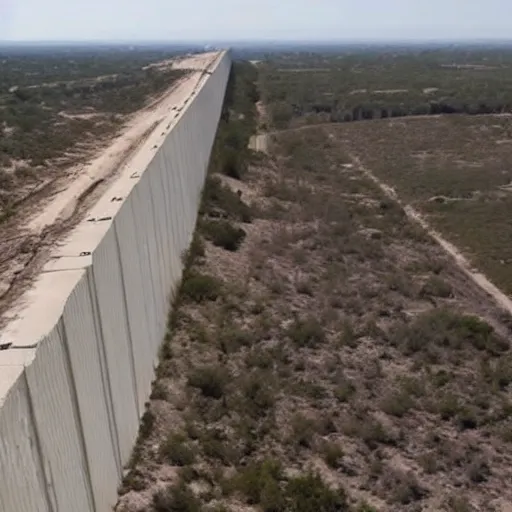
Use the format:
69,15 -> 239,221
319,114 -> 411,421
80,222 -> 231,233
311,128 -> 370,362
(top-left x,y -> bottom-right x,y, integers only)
332,115 -> 512,298
0,51 -> 219,317
258,48 -> 512,129
118,62 -> 512,512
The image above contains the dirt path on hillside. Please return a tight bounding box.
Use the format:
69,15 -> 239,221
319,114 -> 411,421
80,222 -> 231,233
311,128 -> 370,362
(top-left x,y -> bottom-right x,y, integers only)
350,154 -> 512,317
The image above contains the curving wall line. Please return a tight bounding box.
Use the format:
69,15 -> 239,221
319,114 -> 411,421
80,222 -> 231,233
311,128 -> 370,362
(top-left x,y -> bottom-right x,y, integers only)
0,50 -> 231,512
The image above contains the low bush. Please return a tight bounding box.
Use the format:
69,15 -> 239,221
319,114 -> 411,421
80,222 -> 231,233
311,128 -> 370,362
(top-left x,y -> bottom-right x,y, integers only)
322,442 -> 344,469
286,472 -> 350,512
202,220 -> 246,251
380,391 -> 415,418
218,325 -> 255,354
420,276 -> 453,298
240,372 -> 276,417
231,458 -> 283,505
290,414 -> 317,448
161,433 -> 196,466
188,365 -> 229,399
202,176 -> 252,223
393,309 -> 508,356
201,429 -> 239,464
153,481 -> 201,512
288,316 -> 326,347
181,272 -> 222,303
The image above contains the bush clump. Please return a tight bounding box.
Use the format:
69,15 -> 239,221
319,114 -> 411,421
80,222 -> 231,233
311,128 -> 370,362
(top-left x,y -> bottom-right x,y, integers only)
181,272 -> 222,303
286,472 -> 350,512
153,481 -> 201,512
160,433 -> 196,466
322,442 -> 344,469
188,365 -> 229,399
202,219 -> 246,251
230,462 -> 349,512
287,316 -> 326,347
393,309 -> 508,356
420,276 -> 453,298
202,176 -> 252,222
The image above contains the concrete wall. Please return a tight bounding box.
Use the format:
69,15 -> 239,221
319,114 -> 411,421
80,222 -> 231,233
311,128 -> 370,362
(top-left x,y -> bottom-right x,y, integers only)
0,50 -> 231,512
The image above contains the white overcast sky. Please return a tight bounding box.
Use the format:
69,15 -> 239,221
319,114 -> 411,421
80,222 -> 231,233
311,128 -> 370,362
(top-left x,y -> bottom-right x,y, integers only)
0,0 -> 511,42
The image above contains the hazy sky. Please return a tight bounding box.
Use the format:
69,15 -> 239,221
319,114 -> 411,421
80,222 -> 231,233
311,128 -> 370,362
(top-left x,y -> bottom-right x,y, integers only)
1,0 -> 511,42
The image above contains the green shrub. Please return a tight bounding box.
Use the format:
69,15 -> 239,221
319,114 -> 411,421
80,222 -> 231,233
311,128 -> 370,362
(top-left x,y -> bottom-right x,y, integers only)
356,502 -> 378,512
202,220 -> 246,251
181,272 -> 222,303
232,459 -> 283,506
290,414 -> 317,448
153,482 -> 201,512
219,326 -> 255,354
201,429 -> 238,464
456,406 -> 479,430
139,409 -> 155,440
245,349 -> 274,369
288,316 -> 326,347
437,393 -> 460,421
420,276 -> 453,298
446,495 -> 474,512
161,433 -> 196,466
359,419 -> 395,449
322,442 -> 344,469
202,176 -> 252,222
150,381 -> 168,401
185,234 -> 205,265
188,365 -> 229,399
334,378 -> 357,403
240,372 -> 276,416
380,391 -> 415,418
393,309 -> 508,356
286,472 -> 350,512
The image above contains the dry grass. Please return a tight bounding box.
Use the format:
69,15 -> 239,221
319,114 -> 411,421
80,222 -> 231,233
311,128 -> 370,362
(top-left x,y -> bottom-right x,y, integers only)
117,126 -> 512,512
331,115 -> 512,296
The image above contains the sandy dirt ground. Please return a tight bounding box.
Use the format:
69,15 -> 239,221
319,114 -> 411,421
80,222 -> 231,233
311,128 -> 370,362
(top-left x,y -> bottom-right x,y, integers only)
0,52 -> 220,320
349,154 -> 512,319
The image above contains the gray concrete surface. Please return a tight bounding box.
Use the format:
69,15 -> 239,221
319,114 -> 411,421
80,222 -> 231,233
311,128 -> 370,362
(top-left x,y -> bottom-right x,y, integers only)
0,50 -> 231,512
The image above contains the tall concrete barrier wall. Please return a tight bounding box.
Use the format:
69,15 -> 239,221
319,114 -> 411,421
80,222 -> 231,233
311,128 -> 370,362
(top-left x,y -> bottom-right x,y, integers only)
0,50 -> 231,512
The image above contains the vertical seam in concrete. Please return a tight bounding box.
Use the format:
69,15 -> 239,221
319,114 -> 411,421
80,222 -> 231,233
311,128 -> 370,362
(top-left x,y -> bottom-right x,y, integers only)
59,319 -> 97,512
148,171 -> 170,312
113,224 -> 141,419
87,270 -> 123,476
23,370 -> 56,512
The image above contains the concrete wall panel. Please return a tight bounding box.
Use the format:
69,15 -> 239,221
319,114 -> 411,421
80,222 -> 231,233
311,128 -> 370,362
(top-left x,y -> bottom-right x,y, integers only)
0,370 -> 51,512
154,145 -> 182,297
147,156 -> 173,301
62,270 -> 120,511
25,322 -> 93,512
0,51 -> 232,512
131,173 -> 167,350
92,227 -> 139,465
114,196 -> 156,413
163,129 -> 188,256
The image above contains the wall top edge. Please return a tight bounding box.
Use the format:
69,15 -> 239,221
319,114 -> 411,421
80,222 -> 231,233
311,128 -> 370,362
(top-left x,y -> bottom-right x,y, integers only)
0,50 -> 230,407
1,268 -> 85,350
0,365 -> 25,406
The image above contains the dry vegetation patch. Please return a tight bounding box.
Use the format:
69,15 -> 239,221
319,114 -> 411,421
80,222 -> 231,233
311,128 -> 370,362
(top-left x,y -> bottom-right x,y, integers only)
118,125 -> 512,512
331,115 -> 512,296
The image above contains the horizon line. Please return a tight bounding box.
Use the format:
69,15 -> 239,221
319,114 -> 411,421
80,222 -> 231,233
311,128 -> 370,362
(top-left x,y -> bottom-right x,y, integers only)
2,37 -> 512,45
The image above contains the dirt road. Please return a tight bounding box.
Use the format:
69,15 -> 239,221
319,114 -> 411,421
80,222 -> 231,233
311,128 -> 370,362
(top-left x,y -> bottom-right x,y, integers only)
0,52 -> 220,318
250,119 -> 512,319
350,154 -> 512,317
